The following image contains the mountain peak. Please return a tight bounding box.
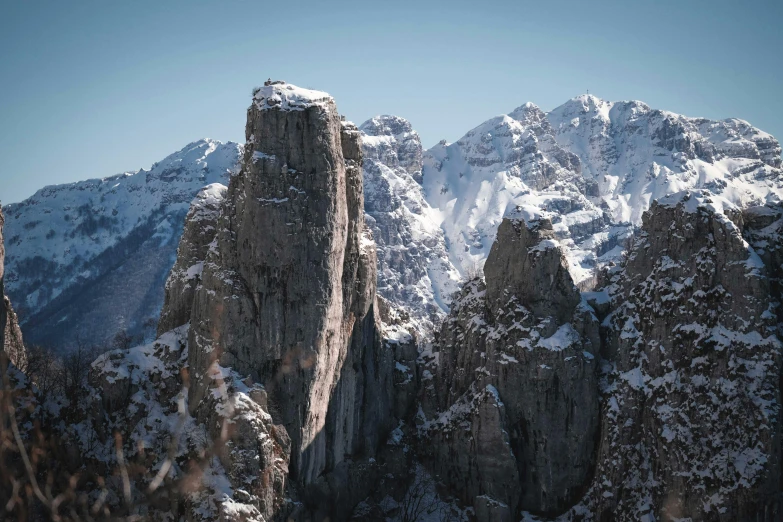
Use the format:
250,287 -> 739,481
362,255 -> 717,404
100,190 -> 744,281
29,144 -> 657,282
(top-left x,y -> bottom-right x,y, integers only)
251,81 -> 333,112
510,101 -> 542,113
554,94 -> 610,114
359,115 -> 416,138
508,102 -> 547,126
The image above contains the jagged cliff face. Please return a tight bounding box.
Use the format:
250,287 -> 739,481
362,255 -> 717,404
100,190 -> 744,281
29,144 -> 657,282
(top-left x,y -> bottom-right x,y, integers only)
575,191 -> 782,521
187,82 -> 393,488
424,189 -> 783,521
360,115 -> 460,333
1,207 -> 6,355
425,214 -> 600,518
157,183 -> 226,336
3,140 -> 240,350
0,208 -> 25,369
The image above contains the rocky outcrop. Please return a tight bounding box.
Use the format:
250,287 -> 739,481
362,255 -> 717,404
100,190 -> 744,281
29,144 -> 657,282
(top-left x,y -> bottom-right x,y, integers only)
0,207 -> 25,370
426,212 -> 600,517
4,296 -> 26,370
361,115 -> 423,182
360,115 -> 460,334
186,82 -> 394,500
157,183 -> 226,335
81,326 -> 291,521
744,203 -> 783,324
567,190 -> 782,521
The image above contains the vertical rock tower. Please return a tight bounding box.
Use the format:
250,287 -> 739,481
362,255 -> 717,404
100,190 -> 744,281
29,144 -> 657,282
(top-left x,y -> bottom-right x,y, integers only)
187,81 -> 393,486
428,211 -> 600,517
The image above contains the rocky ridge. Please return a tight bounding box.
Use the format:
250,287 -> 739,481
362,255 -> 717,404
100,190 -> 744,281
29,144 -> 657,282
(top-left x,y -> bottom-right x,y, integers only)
3,139 -> 240,350
360,115 -> 460,334
4,88 -> 783,521
421,190 -> 783,521
156,183 -> 227,336
579,191 -> 783,520
8,95 -> 782,355
423,95 -> 783,293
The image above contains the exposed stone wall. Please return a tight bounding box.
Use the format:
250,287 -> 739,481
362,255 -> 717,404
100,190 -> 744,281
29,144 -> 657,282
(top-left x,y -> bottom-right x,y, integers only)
585,192 -> 782,520
426,215 -> 600,517
186,83 -> 394,492
157,183 -> 227,336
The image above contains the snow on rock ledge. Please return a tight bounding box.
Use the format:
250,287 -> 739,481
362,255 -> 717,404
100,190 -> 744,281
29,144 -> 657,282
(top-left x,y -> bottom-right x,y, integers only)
565,188 -> 783,520
252,80 -> 332,112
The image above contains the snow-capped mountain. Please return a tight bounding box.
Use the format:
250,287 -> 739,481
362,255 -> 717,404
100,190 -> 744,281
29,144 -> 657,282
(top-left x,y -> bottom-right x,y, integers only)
360,115 -> 460,331
422,94 -> 783,291
3,139 -> 241,350
6,95 -> 781,351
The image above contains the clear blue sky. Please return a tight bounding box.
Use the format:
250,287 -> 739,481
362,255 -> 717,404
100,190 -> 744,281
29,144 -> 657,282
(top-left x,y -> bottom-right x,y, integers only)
1,0 -> 781,204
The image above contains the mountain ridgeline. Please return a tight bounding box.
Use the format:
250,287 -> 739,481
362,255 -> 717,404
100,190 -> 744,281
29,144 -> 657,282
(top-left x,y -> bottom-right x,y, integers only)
2,82 -> 783,520
6,94 -> 782,350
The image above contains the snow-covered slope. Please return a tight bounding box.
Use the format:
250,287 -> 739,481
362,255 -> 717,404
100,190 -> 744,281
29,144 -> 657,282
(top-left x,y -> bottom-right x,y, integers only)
6,96 -> 781,351
422,95 -> 783,291
3,139 -> 241,350
548,95 -> 782,224
360,116 -> 460,330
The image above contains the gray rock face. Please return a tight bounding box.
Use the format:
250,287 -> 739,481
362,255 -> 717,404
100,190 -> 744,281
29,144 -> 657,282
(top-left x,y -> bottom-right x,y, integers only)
187,82 -> 394,490
0,207 -> 25,370
4,295 -> 26,370
361,115 -> 424,181
484,216 -> 581,323
744,203 -> 783,324
572,190 -> 782,521
157,183 -> 226,335
426,214 -> 600,516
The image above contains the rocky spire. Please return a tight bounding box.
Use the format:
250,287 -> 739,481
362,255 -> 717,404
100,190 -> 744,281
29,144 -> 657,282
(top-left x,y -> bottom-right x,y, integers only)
186,81 -> 394,488
484,214 -> 581,324
426,210 -> 600,518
